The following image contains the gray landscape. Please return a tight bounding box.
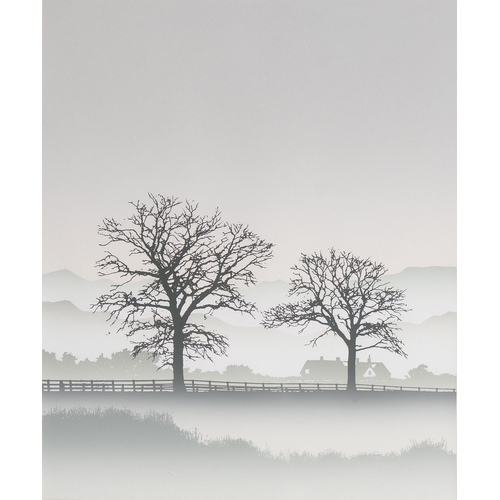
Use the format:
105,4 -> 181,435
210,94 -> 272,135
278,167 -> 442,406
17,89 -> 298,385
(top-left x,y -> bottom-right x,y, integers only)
42,262 -> 457,499
42,1 -> 456,499
42,266 -> 456,379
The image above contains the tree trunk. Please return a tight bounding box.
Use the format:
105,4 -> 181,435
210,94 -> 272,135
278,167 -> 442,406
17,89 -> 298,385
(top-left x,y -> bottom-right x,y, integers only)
172,327 -> 186,393
346,341 -> 357,392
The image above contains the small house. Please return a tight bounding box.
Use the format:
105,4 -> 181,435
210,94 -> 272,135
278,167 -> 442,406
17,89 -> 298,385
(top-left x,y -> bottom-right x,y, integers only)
356,355 -> 391,382
300,356 -> 347,382
300,355 -> 391,383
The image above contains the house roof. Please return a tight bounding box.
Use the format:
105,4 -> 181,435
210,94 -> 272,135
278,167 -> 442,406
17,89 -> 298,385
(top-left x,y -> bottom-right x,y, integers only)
300,357 -> 346,377
356,360 -> 391,379
301,359 -> 345,369
300,356 -> 391,379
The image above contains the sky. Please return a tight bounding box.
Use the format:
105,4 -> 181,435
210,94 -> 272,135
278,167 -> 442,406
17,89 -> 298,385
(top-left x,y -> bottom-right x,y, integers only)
42,0 -> 456,282
4,1 -> 493,496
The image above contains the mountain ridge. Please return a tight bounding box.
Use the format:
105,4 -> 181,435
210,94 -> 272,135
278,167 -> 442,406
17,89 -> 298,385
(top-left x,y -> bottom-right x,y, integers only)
43,299 -> 456,378
43,266 -> 457,324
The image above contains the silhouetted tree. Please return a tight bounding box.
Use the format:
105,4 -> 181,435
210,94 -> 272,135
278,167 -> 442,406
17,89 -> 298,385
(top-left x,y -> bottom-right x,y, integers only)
92,195 -> 273,392
42,350 -> 63,379
407,364 -> 432,380
60,352 -> 78,376
405,364 -> 457,389
110,349 -> 165,378
76,358 -> 95,379
262,249 -> 409,391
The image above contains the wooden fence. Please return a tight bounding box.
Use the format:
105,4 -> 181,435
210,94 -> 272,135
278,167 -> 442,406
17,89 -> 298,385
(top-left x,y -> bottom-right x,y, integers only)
42,379 -> 456,393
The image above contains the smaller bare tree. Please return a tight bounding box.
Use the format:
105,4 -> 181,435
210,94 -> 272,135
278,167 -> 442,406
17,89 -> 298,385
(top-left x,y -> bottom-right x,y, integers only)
92,195 -> 273,392
262,249 -> 409,391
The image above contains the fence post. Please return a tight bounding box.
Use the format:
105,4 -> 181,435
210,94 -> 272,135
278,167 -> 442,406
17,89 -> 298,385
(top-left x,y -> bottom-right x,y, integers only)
262,383 -> 265,391
400,386 -> 403,391
335,383 -> 338,391
383,385 -> 386,392
191,380 -> 195,392
69,380 -> 73,392
208,380 -> 212,392
245,382 -> 248,392
132,380 -> 136,392
47,379 -> 50,392
112,380 -> 115,392
227,381 -> 230,392
299,383 -> 302,392
280,383 -> 283,392
90,380 -> 94,392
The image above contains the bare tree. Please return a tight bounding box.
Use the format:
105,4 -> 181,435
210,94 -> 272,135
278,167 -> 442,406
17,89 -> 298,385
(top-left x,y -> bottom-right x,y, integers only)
262,249 -> 409,391
92,194 -> 273,392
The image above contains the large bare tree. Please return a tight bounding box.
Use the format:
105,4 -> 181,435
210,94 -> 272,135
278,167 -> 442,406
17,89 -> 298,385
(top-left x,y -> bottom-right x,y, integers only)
92,195 -> 273,392
262,249 -> 409,391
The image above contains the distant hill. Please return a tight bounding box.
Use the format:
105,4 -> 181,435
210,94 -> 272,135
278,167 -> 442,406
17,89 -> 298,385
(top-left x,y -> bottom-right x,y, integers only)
209,267 -> 457,327
43,301 -> 131,358
42,266 -> 456,377
350,312 -> 457,378
240,279 -> 291,310
43,270 -> 115,311
42,300 -> 456,378
42,270 -> 150,312
43,266 -> 456,324
385,266 -> 456,324
399,312 -> 457,374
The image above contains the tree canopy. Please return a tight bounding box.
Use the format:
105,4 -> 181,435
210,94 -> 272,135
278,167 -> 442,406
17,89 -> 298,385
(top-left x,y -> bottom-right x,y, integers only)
92,194 -> 273,391
262,249 -> 409,391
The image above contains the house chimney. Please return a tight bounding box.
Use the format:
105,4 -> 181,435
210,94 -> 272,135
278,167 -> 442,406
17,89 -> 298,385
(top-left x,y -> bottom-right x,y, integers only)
320,356 -> 323,361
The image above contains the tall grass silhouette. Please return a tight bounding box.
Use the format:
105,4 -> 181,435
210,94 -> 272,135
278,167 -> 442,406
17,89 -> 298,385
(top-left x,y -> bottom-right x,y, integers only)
43,408 -> 456,500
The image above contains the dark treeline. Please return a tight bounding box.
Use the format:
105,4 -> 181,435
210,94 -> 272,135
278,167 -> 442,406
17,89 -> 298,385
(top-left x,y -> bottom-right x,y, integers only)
42,349 -> 300,382
42,350 -> 455,387
42,349 -> 171,380
404,364 -> 456,389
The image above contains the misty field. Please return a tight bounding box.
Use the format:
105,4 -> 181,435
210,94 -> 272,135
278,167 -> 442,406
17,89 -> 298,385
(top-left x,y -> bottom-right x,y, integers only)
43,390 -> 456,456
43,392 -> 456,500
43,407 -> 456,500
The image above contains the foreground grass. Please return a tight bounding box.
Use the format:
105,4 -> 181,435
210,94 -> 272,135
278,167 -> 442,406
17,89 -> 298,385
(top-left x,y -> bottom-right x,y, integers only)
43,407 -> 456,500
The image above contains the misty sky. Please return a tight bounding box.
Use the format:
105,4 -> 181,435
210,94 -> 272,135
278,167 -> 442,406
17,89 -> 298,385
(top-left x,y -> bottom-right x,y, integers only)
42,0 -> 456,282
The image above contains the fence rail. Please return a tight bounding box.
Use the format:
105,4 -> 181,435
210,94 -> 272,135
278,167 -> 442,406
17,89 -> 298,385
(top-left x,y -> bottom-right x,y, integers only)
42,379 -> 456,393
